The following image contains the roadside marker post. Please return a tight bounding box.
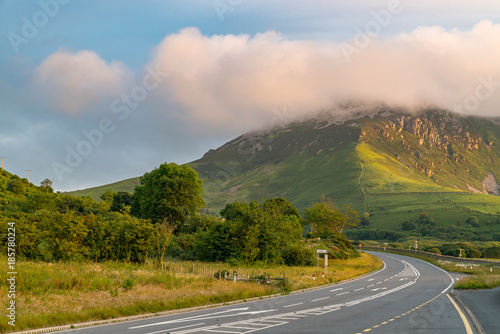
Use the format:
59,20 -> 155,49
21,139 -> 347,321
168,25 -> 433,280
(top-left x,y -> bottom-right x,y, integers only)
316,249 -> 328,275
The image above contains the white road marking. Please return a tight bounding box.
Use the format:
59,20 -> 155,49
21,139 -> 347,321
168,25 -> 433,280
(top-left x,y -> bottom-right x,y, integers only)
167,279 -> 418,334
337,292 -> 350,296
354,288 -> 365,291
312,297 -> 330,302
367,284 -> 375,287
128,307 -> 273,329
144,323 -> 205,334
367,278 -> 375,281
330,288 -> 343,292
284,302 -> 303,308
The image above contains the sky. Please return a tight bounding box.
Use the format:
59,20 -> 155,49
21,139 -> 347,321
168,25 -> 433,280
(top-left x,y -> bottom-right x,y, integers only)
1,0 -> 500,191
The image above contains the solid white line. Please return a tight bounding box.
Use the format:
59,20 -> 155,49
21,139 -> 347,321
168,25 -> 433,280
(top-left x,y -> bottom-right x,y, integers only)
144,323 -> 205,334
312,297 -> 330,302
283,302 -> 303,308
447,294 -> 473,334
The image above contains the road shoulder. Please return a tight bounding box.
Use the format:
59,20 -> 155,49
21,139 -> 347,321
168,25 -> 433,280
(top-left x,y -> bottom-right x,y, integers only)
454,286 -> 500,334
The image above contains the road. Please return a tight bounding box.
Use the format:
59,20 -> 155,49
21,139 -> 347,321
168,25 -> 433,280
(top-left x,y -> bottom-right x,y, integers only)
55,252 -> 474,334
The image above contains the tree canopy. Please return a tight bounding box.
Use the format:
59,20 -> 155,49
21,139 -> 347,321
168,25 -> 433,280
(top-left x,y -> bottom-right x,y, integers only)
304,196 -> 359,238
131,163 -> 205,227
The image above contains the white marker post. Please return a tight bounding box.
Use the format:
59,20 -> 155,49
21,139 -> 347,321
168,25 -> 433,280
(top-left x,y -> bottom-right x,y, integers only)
317,249 -> 328,275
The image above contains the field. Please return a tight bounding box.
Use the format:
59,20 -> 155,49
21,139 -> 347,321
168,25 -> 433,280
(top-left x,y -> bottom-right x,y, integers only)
0,253 -> 381,333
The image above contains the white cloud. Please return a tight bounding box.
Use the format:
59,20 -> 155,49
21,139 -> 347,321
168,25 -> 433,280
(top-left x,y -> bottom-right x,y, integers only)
35,50 -> 131,115
146,21 -> 500,135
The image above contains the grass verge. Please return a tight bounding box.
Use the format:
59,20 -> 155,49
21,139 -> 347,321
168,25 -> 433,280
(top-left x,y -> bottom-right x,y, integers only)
454,275 -> 500,289
0,253 -> 381,333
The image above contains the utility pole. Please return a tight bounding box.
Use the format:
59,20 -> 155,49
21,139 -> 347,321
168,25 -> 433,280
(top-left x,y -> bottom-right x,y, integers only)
25,169 -> 31,183
1,157 -> 5,172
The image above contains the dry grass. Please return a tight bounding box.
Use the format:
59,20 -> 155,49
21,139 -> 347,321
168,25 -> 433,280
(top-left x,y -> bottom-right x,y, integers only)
0,253 -> 381,333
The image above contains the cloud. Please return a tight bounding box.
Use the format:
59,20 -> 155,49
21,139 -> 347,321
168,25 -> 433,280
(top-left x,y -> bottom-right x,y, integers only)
35,50 -> 131,115
146,21 -> 500,135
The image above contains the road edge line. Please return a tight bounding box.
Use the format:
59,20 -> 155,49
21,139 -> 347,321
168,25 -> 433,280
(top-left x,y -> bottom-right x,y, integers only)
446,293 -> 474,334
449,291 -> 485,334
13,255 -> 385,334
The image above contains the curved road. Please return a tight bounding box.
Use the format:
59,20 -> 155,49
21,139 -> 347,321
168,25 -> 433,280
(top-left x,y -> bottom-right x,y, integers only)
56,252 -> 474,334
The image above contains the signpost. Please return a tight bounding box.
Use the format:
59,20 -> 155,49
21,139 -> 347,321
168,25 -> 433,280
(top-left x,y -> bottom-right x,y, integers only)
316,249 -> 328,274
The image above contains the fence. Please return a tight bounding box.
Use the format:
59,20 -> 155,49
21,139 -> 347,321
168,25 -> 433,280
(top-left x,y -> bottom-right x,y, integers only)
361,246 -> 500,268
162,262 -> 286,286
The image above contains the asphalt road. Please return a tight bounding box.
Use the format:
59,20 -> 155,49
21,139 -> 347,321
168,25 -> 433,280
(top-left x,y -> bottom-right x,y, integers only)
54,252 -> 474,334
455,286 -> 500,333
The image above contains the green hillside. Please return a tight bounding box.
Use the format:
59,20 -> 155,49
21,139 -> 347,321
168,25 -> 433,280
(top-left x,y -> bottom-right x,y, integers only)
66,176 -> 140,200
68,108 -> 500,241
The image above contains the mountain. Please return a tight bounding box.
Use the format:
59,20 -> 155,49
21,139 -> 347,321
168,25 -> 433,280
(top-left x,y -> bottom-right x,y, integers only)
69,107 -> 500,241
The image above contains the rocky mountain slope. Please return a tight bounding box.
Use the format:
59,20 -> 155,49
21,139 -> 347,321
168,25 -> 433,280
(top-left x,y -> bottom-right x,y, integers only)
69,106 -> 500,241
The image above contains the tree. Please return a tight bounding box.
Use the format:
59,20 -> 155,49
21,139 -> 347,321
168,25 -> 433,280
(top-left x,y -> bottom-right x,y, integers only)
7,179 -> 25,195
111,191 -> 133,212
40,179 -> 53,192
304,197 -> 359,238
153,219 -> 175,267
131,163 -> 205,227
402,220 -> 416,231
100,190 -> 115,204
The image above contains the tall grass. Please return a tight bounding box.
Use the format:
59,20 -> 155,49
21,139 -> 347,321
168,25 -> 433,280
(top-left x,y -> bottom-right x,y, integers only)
0,253 -> 380,333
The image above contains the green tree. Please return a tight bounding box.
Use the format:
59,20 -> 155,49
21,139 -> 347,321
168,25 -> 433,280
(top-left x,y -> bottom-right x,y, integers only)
7,179 -> 25,195
111,191 -> 133,212
402,220 -> 416,231
153,219 -> 176,267
100,190 -> 115,205
304,197 -> 359,238
131,163 -> 205,227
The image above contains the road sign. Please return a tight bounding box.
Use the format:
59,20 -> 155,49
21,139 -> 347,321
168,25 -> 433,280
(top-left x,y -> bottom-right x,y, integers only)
316,249 -> 328,254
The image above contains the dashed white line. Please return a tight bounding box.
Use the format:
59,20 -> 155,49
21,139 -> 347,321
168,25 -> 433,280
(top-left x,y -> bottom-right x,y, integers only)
354,288 -> 365,291
336,292 -> 350,296
312,297 -> 330,302
330,288 -> 343,292
284,302 -> 303,308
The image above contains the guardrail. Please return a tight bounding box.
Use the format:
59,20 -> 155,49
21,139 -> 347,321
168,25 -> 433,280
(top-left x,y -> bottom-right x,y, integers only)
361,246 -> 500,268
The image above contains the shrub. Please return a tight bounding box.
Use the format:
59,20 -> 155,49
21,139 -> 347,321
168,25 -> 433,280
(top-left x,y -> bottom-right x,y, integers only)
427,247 -> 442,255
482,246 -> 500,259
282,243 -> 315,266
7,179 -> 25,195
402,220 -> 416,231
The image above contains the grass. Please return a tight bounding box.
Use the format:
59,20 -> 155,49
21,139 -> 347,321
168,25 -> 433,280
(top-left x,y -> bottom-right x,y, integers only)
0,253 -> 381,333
65,177 -> 140,201
454,275 -> 500,289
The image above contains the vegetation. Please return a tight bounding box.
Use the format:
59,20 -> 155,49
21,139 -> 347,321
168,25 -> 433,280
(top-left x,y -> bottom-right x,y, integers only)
0,253 -> 381,333
0,165 -> 375,332
68,109 -> 500,243
131,162 -> 205,226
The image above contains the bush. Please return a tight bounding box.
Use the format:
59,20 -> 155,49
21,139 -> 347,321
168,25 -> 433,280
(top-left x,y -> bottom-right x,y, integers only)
482,246 -> 500,259
466,216 -> 480,227
402,220 -> 416,231
7,179 -> 25,195
282,243 -> 315,266
427,247 -> 442,255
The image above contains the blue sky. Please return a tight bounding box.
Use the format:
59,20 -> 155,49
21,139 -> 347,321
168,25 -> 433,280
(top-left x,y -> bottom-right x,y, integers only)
1,0 -> 500,191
